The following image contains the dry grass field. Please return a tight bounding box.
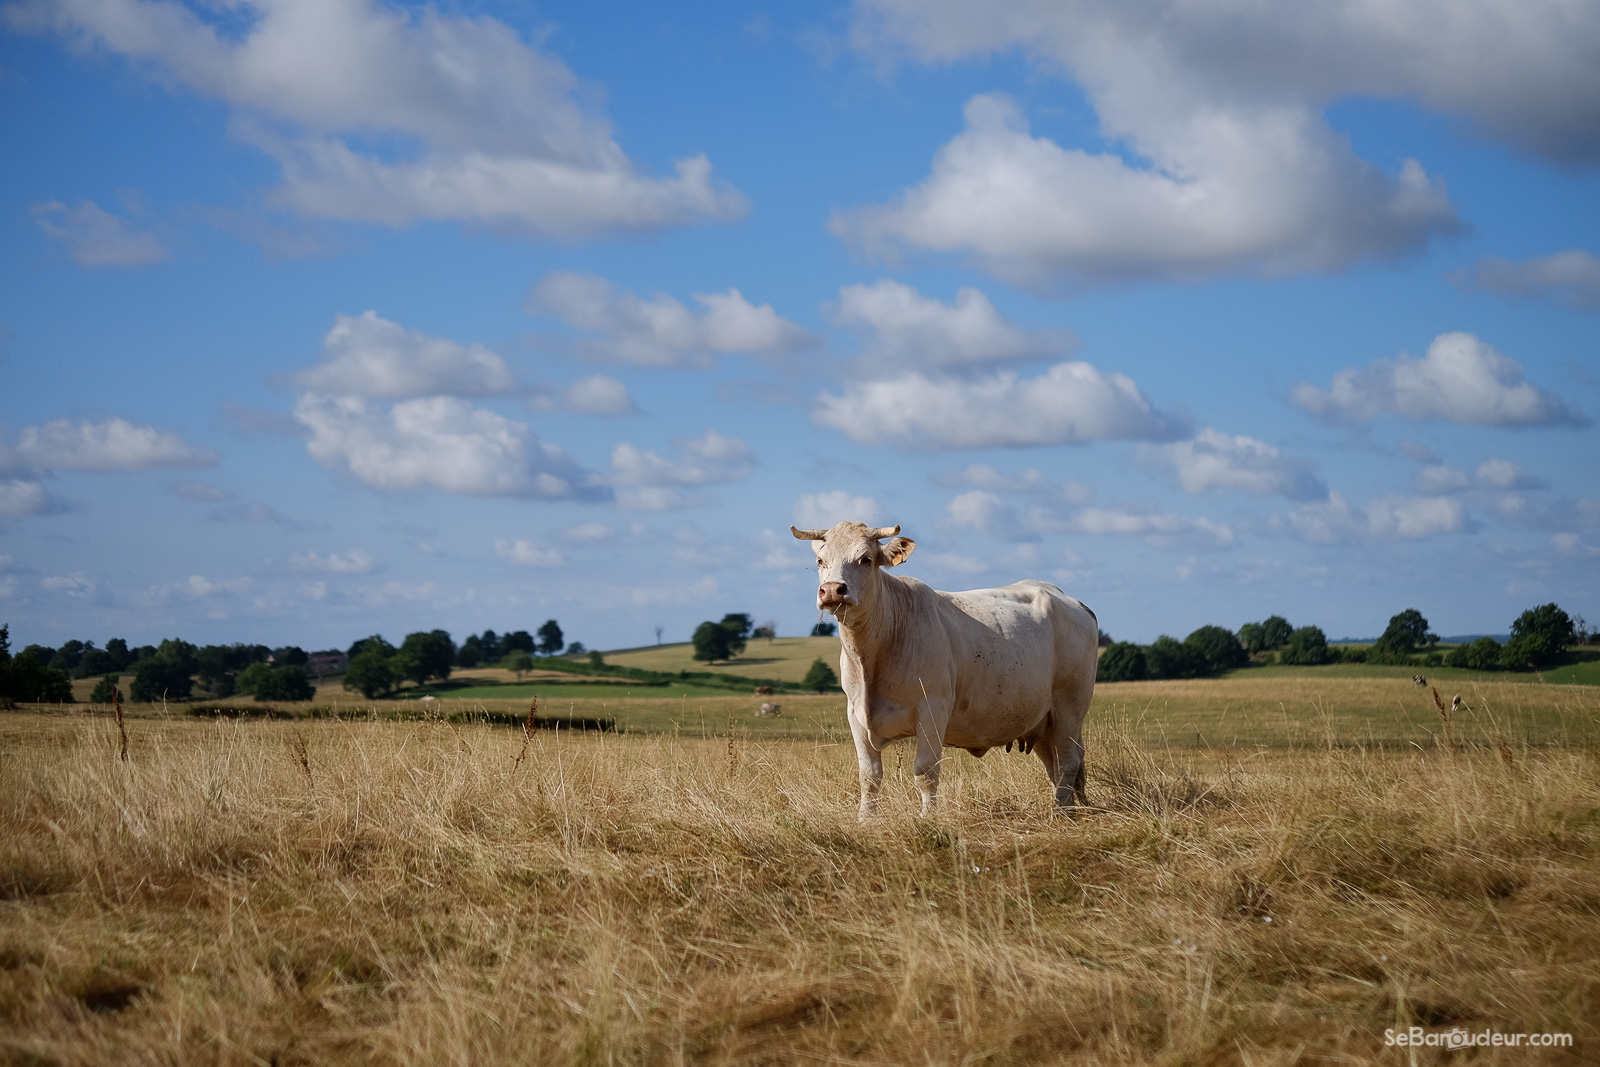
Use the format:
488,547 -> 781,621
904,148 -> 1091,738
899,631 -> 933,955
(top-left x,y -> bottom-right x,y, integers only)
2,677 -> 1597,1065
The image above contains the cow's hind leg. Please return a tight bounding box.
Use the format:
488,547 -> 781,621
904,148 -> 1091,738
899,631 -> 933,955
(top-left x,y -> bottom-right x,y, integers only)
1035,701 -> 1090,809
913,709 -> 946,817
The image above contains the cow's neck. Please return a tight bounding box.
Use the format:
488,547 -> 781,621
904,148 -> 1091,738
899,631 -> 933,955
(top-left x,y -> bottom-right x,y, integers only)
837,571 -> 912,668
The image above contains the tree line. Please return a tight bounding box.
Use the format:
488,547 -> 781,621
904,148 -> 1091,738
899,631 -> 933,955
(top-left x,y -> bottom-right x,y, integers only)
1096,603 -> 1591,683
0,619 -> 579,705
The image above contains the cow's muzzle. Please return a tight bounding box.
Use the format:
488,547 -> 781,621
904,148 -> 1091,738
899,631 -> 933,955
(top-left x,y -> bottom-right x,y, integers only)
817,581 -> 854,610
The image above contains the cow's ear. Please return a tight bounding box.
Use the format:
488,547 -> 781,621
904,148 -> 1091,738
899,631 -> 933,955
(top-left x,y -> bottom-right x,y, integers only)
881,537 -> 915,566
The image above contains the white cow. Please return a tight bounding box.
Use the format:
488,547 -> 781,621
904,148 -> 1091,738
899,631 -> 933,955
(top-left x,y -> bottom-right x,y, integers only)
793,521 -> 1099,817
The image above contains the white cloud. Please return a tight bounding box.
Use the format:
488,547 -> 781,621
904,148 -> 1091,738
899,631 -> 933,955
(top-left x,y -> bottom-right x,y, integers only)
8,0 -> 743,237
1291,332 -> 1588,428
526,272 -> 815,366
0,479 -> 60,518
41,573 -> 96,598
830,91 -> 1455,286
564,523 -> 614,543
1274,492 -> 1468,544
1040,507 -> 1235,549
1551,533 -> 1600,558
844,1 -> 1600,286
30,199 -> 166,267
565,375 -> 637,416
794,491 -> 880,530
623,575 -> 719,608
931,463 -> 1091,504
753,528 -> 809,571
493,539 -> 564,567
938,490 -> 1025,539
12,417 -> 214,472
610,430 -> 754,490
293,311 -> 517,398
295,394 -> 605,500
1474,458 -> 1542,491
1454,250 -> 1600,309
178,574 -> 251,598
287,549 -> 378,574
831,279 -> 1074,368
1137,428 -> 1325,500
814,361 -> 1186,449
1414,465 -> 1472,494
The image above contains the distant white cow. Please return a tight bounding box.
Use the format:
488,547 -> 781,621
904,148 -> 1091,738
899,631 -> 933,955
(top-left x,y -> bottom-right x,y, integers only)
793,521 -> 1099,817
757,702 -> 782,717
1413,675 -> 1427,686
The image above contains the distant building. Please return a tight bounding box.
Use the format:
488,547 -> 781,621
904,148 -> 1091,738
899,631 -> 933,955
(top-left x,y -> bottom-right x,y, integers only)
308,652 -> 348,678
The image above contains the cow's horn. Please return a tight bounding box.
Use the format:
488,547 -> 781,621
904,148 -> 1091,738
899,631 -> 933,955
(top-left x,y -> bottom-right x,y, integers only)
871,525 -> 901,539
790,526 -> 827,540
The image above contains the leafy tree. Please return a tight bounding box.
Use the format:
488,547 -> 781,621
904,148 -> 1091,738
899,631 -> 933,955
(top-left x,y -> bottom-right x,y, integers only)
1145,635 -> 1201,679
504,649 -> 534,680
536,620 -> 564,656
456,635 -> 484,668
104,638 -> 131,670
1374,608 -> 1436,659
802,658 -> 840,692
74,645 -> 117,678
1185,625 -> 1249,674
129,638 -> 198,703
719,614 -> 753,657
1259,615 -> 1294,651
1238,622 -> 1265,655
479,629 -> 502,661
1278,626 -> 1331,665
1096,642 -> 1149,683
1507,603 -> 1576,668
503,630 -> 535,655
1446,637 -> 1502,671
588,650 -> 605,667
234,662 -> 270,697
692,621 -> 732,663
396,631 -> 454,685
753,621 -> 778,642
1,628 -> 75,704
49,640 -> 87,674
566,641 -> 587,656
89,675 -> 121,704
271,646 -> 309,667
1341,647 -> 1369,664
343,638 -> 398,699
253,664 -> 314,702
810,621 -> 837,637
130,645 -> 157,664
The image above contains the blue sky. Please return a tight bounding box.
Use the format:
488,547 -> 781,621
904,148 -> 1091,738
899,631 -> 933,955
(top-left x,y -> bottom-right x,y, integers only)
3,0 -> 1597,653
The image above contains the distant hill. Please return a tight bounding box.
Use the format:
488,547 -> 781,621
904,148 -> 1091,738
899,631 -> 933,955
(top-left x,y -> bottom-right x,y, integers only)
595,636 -> 841,684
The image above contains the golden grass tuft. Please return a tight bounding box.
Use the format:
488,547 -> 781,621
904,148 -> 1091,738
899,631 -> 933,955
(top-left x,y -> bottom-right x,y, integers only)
0,685 -> 1596,1064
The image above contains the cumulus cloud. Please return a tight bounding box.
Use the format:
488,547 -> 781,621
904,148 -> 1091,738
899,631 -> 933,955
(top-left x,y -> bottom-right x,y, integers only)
293,311 -> 517,398
41,573 -> 96,598
931,463 -> 1092,504
526,272 -> 815,366
1453,250 -> 1600,309
842,1 -> 1600,283
1414,465 -> 1472,494
1137,428 -> 1326,500
287,549 -> 377,574
493,539 -> 564,567
1475,458 -> 1542,491
30,199 -> 167,267
1273,492 -> 1468,544
1416,457 -> 1545,495
1291,332 -> 1588,428
9,0 -> 743,237
11,417 -> 214,471
831,279 -> 1075,368
607,430 -> 753,511
938,490 -> 1026,539
794,491 -> 881,530
564,376 -> 637,416
1038,506 -> 1235,549
564,523 -> 614,543
0,479 -> 62,518
814,361 -> 1186,449
831,92 -> 1455,286
294,394 -> 605,500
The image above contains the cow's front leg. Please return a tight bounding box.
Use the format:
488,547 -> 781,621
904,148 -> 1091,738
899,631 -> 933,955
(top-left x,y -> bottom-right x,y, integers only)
913,708 -> 945,817
847,706 -> 883,819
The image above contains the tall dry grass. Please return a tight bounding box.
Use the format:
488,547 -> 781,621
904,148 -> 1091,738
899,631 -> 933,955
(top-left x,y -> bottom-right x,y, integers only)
1,701 -> 1596,1065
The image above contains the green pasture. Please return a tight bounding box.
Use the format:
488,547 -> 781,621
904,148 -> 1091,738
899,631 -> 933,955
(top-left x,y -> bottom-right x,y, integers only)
593,635 -> 842,682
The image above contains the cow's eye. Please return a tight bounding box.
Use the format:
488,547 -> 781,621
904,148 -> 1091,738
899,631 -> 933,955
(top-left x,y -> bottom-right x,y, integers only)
859,556 -> 872,566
